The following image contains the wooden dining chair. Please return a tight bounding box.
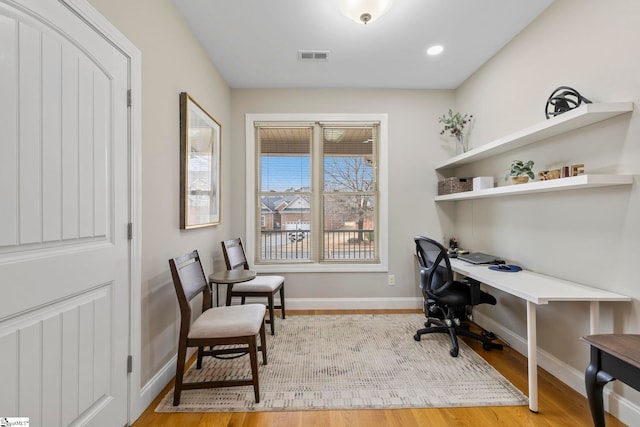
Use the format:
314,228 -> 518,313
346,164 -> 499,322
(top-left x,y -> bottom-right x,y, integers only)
169,250 -> 267,406
221,238 -> 285,335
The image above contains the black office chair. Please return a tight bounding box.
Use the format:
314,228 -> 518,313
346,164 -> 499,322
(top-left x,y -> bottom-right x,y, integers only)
413,236 -> 503,357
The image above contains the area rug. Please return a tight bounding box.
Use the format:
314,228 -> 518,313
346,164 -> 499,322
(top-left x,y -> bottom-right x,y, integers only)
156,313 -> 527,412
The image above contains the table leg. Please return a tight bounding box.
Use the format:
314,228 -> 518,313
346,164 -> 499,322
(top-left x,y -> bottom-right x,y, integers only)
208,280 -> 216,308
225,283 -> 233,306
526,301 -> 538,412
585,347 -> 614,427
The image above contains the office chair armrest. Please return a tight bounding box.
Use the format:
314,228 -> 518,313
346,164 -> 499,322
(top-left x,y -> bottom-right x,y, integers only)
419,269 -> 427,290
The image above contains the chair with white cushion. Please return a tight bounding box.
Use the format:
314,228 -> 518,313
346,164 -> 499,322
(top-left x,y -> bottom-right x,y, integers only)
221,238 -> 285,335
169,250 -> 267,405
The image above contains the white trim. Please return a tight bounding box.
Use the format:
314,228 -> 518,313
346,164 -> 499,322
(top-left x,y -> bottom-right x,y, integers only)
251,263 -> 390,273
282,297 -> 422,310
128,59 -> 144,425
245,113 -> 389,273
473,311 -> 640,426
606,386 -> 640,427
59,0 -> 144,423
138,355 -> 176,414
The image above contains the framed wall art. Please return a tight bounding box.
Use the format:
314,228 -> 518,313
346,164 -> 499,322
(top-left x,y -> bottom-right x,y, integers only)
179,92 -> 221,228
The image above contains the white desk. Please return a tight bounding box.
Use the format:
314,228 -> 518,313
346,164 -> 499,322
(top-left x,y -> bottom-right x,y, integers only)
449,258 -> 630,412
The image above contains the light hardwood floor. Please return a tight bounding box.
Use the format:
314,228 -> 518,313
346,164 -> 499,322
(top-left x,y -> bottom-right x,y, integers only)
132,310 -> 625,427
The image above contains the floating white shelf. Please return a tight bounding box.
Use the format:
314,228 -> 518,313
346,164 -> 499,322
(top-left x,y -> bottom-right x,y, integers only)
435,102 -> 634,172
434,174 -> 634,202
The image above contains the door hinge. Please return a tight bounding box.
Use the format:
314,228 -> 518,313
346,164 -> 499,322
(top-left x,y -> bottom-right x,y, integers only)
127,223 -> 133,240
127,355 -> 133,373
127,89 -> 132,107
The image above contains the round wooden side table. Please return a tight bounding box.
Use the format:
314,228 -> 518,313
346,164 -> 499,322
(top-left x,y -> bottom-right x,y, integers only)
208,269 -> 256,307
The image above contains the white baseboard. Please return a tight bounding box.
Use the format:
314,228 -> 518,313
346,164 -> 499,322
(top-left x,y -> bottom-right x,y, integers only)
473,312 -> 640,426
606,385 -> 640,426
282,297 -> 423,310
133,355 -> 177,421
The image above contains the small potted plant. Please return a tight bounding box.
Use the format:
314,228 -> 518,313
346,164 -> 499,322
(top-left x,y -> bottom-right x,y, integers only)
505,160 -> 535,184
438,109 -> 473,154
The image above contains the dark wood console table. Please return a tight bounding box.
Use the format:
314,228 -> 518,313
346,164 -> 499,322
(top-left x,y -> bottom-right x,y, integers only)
581,334 -> 640,427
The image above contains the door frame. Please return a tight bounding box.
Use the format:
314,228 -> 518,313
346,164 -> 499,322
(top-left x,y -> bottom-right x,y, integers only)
60,0 -> 143,421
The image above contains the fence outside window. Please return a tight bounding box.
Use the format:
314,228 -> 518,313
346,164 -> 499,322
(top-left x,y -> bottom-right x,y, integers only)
259,230 -> 375,261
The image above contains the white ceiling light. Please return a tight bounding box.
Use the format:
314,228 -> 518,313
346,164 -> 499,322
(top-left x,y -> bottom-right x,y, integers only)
323,128 -> 345,142
427,45 -> 444,56
337,0 -> 395,25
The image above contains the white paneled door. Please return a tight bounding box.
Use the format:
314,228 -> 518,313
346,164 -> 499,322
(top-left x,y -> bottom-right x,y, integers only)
0,1 -> 131,426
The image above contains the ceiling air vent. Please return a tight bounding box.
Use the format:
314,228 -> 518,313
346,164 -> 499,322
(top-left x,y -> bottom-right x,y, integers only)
298,50 -> 329,61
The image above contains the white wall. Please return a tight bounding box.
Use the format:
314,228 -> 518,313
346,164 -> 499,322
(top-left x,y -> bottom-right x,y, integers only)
87,0 -> 232,409
454,0 -> 640,416
231,89 -> 457,305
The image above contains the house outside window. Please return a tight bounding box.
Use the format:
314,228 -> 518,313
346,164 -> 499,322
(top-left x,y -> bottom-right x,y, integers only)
245,114 -> 388,273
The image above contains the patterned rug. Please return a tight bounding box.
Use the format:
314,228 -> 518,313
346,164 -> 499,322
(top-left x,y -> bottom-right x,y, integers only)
156,314 -> 527,412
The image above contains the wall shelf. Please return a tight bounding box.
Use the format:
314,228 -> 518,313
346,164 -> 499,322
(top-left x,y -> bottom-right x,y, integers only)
435,102 -> 634,173
434,174 -> 633,202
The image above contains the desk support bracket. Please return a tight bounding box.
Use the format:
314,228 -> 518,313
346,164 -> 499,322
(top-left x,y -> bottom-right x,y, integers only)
590,301 -> 600,334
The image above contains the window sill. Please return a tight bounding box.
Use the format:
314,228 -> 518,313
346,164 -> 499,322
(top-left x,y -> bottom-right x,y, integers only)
252,262 -> 388,274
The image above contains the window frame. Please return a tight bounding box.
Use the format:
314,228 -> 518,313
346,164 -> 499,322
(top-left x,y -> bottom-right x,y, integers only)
245,113 -> 389,273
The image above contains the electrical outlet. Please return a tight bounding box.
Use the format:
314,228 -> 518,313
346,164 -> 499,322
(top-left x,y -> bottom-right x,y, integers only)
388,274 -> 396,286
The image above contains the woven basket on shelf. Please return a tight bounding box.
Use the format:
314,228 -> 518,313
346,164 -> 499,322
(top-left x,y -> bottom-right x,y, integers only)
437,177 -> 473,195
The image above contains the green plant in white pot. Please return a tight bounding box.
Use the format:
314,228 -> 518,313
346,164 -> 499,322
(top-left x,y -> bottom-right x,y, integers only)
505,160 -> 535,184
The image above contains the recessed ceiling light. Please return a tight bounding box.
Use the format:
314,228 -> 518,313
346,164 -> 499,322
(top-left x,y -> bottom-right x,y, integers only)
427,45 -> 444,56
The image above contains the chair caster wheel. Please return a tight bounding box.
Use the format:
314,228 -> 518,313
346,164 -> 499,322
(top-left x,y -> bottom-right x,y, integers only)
450,349 -> 459,357
482,331 -> 496,340
414,334 -> 421,341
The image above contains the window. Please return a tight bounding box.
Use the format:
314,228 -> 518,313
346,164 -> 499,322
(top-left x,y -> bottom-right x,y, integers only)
245,114 -> 388,273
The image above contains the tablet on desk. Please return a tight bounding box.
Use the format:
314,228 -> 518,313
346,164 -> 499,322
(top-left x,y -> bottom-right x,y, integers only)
457,252 -> 502,264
